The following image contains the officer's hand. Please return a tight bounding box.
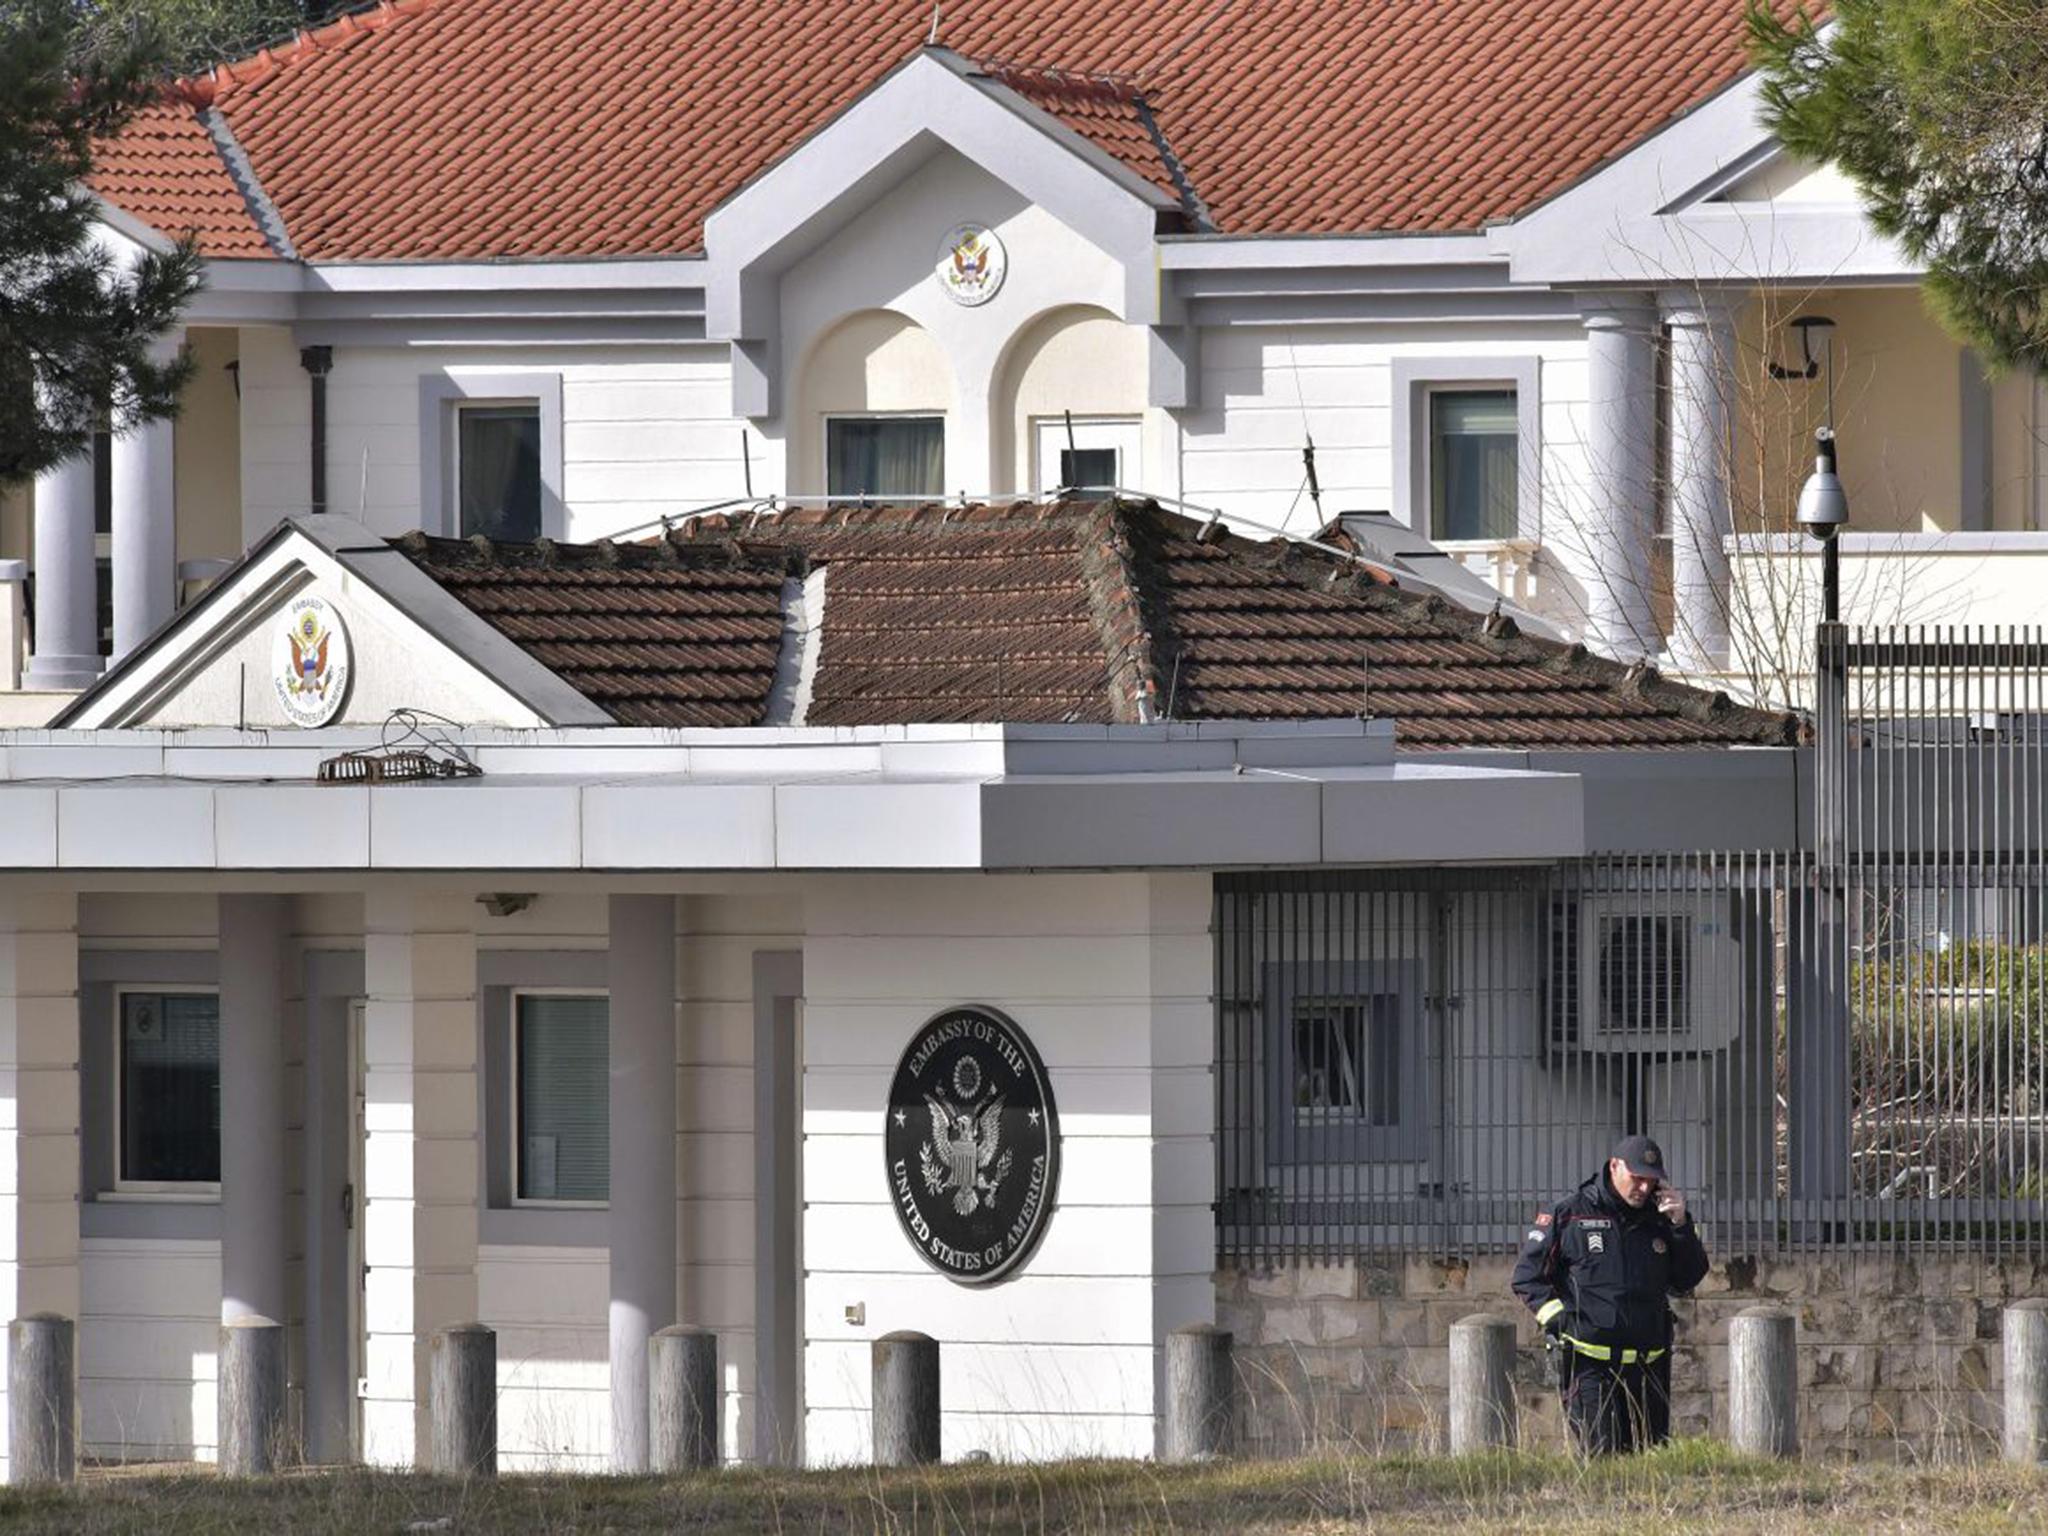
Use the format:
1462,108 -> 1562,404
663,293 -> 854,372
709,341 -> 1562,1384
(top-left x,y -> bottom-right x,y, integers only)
1656,1186 -> 1688,1225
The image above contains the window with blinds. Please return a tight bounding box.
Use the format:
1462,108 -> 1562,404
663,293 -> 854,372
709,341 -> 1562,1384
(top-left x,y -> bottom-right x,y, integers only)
515,994 -> 609,1203
119,991 -> 220,1185
1429,389 -> 1519,541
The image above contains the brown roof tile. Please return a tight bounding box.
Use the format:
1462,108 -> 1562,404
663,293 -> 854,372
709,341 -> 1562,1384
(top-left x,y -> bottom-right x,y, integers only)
395,499 -> 1802,749
392,530 -> 792,726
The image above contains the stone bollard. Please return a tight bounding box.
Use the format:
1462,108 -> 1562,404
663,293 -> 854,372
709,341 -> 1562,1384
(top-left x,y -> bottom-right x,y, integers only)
219,1316 -> 289,1476
651,1325 -> 720,1471
2004,1299 -> 2048,1462
1164,1324 -> 1235,1461
1729,1305 -> 1799,1458
1448,1315 -> 1518,1454
430,1324 -> 497,1478
7,1314 -> 74,1485
872,1331 -> 940,1467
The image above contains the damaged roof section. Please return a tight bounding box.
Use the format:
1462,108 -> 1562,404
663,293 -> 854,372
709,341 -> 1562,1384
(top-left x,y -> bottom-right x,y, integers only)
394,500 -> 1801,750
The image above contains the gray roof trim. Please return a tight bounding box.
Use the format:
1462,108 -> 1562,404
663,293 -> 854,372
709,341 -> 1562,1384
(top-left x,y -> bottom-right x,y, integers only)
52,515 -> 614,729
202,107 -> 298,260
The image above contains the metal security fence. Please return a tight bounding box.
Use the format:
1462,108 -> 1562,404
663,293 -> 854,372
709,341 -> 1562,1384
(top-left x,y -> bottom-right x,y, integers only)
1214,856 -> 1797,1265
1822,626 -> 2048,1256
1215,625 -> 2048,1266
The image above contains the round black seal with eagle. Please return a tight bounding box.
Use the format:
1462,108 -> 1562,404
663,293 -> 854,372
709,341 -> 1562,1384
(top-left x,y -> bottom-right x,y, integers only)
885,1004 -> 1060,1285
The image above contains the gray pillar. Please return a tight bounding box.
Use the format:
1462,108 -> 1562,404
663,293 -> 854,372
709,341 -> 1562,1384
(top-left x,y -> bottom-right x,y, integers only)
1163,1324 -> 1234,1462
7,1314 -> 73,1485
1447,1314 -> 1518,1454
219,894 -> 289,1326
872,1331 -> 940,1467
2005,1299 -> 2048,1462
23,452 -> 102,690
1575,294 -> 1660,662
1661,297 -> 1737,673
650,1325 -> 719,1472
1729,1305 -> 1799,1458
608,895 -> 678,1473
429,1324 -> 496,1477
110,361 -> 177,659
219,1315 -> 288,1475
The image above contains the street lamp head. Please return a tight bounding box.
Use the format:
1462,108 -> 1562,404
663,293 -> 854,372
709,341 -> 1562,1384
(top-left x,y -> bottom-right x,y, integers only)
1796,426 -> 1848,541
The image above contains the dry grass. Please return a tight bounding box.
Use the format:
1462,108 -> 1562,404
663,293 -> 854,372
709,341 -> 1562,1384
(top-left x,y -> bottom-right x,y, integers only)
2,1443 -> 2044,1534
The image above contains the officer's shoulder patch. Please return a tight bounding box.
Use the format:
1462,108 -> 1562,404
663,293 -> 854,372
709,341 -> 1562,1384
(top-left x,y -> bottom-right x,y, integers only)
1533,1210 -> 1552,1227
1525,1228 -> 1546,1244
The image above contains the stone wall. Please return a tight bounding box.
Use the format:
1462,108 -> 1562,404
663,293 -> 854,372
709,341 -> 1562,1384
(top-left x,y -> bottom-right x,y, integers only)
1217,1252 -> 2043,1460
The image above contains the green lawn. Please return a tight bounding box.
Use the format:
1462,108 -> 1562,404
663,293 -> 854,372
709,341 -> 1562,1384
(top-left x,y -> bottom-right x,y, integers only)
2,1444 -> 2042,1534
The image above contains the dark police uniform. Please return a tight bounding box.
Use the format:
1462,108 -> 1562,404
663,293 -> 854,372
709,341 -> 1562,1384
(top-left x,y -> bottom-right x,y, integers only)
1510,1137 -> 1709,1454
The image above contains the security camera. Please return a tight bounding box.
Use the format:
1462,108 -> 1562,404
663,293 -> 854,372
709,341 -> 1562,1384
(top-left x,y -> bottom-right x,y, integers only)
1795,427 -> 1848,541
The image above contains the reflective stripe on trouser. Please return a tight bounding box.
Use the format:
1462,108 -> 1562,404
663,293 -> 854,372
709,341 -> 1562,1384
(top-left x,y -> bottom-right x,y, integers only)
1559,1333 -> 1665,1365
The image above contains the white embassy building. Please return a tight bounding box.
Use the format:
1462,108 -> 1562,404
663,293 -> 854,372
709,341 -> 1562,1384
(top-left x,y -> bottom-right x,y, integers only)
0,0 -> 1994,1473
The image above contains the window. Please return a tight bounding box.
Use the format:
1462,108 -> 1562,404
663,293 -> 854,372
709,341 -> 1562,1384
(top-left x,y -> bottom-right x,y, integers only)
421,372 -> 562,540
117,990 -> 220,1186
1032,416 -> 1141,497
826,416 -> 944,500
514,993 -> 608,1204
1429,390 -> 1519,541
1391,356 -> 1540,541
1262,961 -> 1425,1164
458,404 -> 543,542
1292,995 -> 1402,1128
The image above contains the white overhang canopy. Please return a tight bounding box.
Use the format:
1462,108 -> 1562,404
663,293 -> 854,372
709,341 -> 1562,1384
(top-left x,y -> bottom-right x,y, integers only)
0,720 -> 1585,873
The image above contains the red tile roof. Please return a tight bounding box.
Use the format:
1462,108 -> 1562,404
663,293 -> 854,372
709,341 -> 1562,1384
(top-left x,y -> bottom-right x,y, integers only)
396,501 -> 1802,749
86,101 -> 276,258
95,0 -> 1797,260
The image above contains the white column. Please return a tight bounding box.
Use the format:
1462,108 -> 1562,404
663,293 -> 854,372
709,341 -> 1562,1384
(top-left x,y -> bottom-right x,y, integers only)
608,895 -> 678,1472
1663,296 -> 1738,673
1575,294 -> 1661,661
219,896 -> 289,1324
111,363 -> 178,658
23,454 -> 101,690
361,890 -> 478,1467
0,894 -> 81,1480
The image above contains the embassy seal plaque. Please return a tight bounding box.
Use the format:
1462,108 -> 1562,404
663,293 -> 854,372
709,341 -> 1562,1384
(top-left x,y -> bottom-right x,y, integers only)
886,1004 -> 1059,1285
271,595 -> 352,727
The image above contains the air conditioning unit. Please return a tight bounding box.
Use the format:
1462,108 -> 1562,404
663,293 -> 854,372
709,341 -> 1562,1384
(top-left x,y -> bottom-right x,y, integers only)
1548,894 -> 1742,1054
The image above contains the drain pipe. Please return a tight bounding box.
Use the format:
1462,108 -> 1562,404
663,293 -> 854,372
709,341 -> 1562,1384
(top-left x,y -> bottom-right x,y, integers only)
299,346 -> 333,515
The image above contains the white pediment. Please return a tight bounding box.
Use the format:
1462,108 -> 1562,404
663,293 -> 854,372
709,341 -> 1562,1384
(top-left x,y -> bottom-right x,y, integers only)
56,517 -> 610,731
1494,65 -> 1913,287
702,48 -> 1180,417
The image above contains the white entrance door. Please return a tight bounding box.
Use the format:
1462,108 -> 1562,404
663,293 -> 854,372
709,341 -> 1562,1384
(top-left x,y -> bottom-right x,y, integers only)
347,999 -> 367,1457
1032,416 -> 1142,496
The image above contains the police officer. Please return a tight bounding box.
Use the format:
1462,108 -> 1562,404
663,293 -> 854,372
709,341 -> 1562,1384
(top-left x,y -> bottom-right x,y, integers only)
1511,1134 -> 1709,1454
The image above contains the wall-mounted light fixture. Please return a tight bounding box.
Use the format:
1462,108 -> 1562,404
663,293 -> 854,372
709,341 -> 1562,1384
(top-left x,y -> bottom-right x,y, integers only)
1768,314 -> 1838,381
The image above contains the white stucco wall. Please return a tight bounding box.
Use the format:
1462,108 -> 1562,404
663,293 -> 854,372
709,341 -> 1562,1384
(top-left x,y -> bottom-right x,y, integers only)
774,147 -> 1135,500
798,872 -> 1214,1464
240,336 -> 762,547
